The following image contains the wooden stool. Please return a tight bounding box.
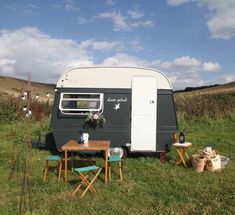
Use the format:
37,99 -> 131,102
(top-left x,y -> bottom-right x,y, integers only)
173,142 -> 192,167
107,156 -> 123,181
72,165 -> 102,198
43,155 -> 62,181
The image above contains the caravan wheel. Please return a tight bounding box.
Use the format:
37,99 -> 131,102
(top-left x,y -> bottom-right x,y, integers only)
108,147 -> 127,159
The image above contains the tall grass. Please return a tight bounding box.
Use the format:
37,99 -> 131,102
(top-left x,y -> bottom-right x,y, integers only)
174,92 -> 235,120
0,94 -> 52,123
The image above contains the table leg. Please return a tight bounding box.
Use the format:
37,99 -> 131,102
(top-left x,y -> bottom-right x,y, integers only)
176,148 -> 187,167
105,149 -> 108,184
65,150 -> 68,183
183,148 -> 190,160
71,152 -> 74,172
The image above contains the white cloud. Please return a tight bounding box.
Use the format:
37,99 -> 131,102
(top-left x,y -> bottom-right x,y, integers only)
141,21 -> 154,28
0,58 -> 16,74
130,40 -> 143,51
79,39 -> 123,51
79,17 -> 89,25
167,0 -> 235,39
96,11 -> 129,31
151,55 -> 222,89
79,39 -> 95,49
168,71 -> 205,90
92,41 -> 123,51
202,62 -> 220,72
128,9 -> 144,19
96,10 -> 154,31
0,27 -> 92,83
131,20 -> 154,28
154,56 -> 202,68
65,0 -> 79,11
0,27 -> 127,83
174,56 -> 201,67
213,74 -> 235,84
106,0 -> 117,6
0,58 -> 16,67
167,0 -> 192,6
66,59 -> 94,68
151,58 -> 206,89
65,4 -> 79,11
202,0 -> 235,39
102,53 -> 149,67
27,3 -> 40,10
20,3 -> 40,15
154,55 -> 220,73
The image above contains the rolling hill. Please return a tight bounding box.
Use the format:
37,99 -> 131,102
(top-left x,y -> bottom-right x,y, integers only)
0,75 -> 55,100
174,81 -> 235,96
0,75 -> 234,99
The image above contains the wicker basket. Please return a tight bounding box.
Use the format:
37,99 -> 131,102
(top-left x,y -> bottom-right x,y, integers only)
191,154 -> 206,173
205,154 -> 221,172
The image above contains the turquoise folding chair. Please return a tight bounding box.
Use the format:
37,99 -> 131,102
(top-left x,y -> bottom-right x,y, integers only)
107,156 -> 123,181
43,155 -> 62,181
72,165 -> 102,198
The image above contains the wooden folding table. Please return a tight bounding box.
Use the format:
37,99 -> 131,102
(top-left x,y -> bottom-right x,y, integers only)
173,142 -> 192,167
62,140 -> 110,184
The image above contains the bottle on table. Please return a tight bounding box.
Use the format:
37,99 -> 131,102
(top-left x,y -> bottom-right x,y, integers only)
179,130 -> 185,143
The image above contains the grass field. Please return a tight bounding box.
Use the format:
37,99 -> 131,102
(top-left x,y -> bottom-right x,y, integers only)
0,117 -> 234,215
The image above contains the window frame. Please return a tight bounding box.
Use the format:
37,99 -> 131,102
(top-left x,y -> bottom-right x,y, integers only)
59,92 -> 104,115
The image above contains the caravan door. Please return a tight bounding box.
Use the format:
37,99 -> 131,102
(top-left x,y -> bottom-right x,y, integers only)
131,76 -> 157,151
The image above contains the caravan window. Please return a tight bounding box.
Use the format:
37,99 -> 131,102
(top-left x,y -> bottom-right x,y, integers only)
59,93 -> 104,115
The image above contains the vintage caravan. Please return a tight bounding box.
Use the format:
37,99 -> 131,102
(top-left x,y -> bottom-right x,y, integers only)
50,67 -> 177,158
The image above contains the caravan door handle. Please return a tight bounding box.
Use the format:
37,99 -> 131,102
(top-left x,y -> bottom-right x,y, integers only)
150,100 -> 154,104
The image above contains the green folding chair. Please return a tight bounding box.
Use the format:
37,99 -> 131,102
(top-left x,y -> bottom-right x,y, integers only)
72,165 -> 102,198
43,155 -> 62,181
107,156 -> 123,181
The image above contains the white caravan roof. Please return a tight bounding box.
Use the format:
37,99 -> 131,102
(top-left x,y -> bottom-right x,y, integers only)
56,67 -> 172,90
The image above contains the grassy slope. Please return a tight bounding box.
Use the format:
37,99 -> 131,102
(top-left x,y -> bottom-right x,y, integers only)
0,76 -> 55,100
175,82 -> 235,97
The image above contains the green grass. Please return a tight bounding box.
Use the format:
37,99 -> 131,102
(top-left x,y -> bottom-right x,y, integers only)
1,118 -> 235,215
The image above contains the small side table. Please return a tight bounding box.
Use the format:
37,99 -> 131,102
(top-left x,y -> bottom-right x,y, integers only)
173,142 -> 192,167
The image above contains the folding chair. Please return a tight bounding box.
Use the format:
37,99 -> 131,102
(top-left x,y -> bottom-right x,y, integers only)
72,165 -> 102,198
107,156 -> 123,181
43,155 -> 62,181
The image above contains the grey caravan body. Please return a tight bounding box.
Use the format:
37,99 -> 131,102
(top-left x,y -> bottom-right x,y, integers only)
50,67 -> 177,157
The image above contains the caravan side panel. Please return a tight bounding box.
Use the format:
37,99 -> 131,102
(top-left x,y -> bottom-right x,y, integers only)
156,89 -> 177,151
50,88 -> 177,152
50,88 -> 132,150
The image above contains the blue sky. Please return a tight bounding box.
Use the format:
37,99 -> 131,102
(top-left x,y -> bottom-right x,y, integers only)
0,0 -> 235,89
